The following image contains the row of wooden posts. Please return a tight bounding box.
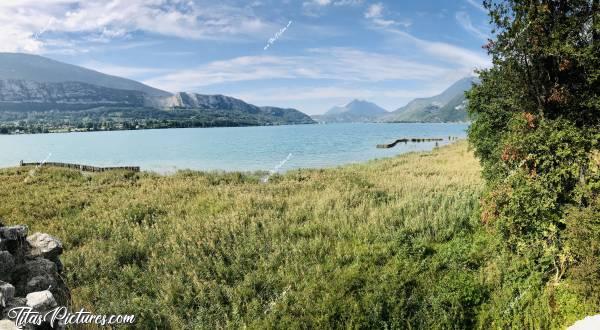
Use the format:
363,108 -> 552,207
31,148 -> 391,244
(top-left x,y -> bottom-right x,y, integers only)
19,161 -> 140,173
376,136 -> 459,149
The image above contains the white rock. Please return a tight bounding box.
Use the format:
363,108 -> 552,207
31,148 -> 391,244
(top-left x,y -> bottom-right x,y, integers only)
568,315 -> 600,330
27,233 -> 63,259
0,319 -> 18,330
25,290 -> 56,311
0,282 -> 14,307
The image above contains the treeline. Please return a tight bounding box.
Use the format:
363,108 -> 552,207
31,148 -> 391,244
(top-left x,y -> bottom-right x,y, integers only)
0,107 -> 308,134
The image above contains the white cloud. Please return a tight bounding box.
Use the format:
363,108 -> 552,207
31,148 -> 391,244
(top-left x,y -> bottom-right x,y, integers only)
333,0 -> 364,5
142,48 -> 451,92
365,3 -> 383,19
364,3 -> 411,28
373,25 -> 490,70
465,0 -> 487,13
302,0 -> 363,16
305,0 -> 362,6
0,0 -> 270,53
455,12 -> 489,40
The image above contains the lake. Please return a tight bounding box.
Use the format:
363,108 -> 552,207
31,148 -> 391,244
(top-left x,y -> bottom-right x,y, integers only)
0,123 -> 468,173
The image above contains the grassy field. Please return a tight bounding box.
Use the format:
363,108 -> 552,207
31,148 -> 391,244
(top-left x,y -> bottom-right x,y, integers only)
0,142 -> 495,328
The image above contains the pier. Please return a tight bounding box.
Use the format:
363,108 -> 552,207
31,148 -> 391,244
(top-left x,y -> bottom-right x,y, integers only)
377,138 -> 445,149
19,161 -> 140,172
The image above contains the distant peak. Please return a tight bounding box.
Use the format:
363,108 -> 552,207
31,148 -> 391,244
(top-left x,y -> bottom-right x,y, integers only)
323,99 -> 388,118
346,99 -> 368,105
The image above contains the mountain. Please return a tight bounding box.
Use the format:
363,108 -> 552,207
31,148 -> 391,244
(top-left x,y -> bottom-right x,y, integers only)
0,53 -> 170,97
436,93 -> 469,122
158,93 -> 313,124
259,106 -> 318,125
0,53 -> 314,133
0,79 -> 148,111
157,93 -> 262,113
382,77 -> 476,123
313,99 -> 388,123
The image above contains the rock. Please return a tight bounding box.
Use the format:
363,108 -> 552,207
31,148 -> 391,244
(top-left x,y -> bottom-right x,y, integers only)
0,226 -> 27,259
11,258 -> 68,307
0,227 -> 27,241
26,233 -> 63,259
0,225 -> 69,328
0,297 -> 27,322
0,282 -> 14,308
26,276 -> 56,294
568,315 -> 600,330
12,259 -> 58,297
0,252 -> 14,282
25,291 -> 56,311
1,297 -> 26,320
51,258 -> 63,274
0,319 -> 18,330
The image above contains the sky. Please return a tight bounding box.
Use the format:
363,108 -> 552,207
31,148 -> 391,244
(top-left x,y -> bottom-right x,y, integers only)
0,0 -> 492,115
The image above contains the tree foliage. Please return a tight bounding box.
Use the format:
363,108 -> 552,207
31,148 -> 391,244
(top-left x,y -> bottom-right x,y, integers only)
468,0 -> 600,326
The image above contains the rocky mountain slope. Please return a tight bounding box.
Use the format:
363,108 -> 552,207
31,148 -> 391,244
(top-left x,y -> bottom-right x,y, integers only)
0,53 -> 315,133
313,99 -> 388,123
0,79 -> 147,111
157,93 -> 315,124
382,77 -> 476,123
0,53 -> 170,97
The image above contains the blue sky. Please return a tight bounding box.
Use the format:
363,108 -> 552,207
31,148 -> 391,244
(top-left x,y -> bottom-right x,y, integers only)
1,0 -> 491,114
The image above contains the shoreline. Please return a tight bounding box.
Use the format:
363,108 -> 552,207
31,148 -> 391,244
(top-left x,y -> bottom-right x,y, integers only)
9,140 -> 466,177
0,121 -> 317,136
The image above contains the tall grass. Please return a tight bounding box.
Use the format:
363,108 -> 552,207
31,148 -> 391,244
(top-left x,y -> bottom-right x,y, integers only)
0,142 -> 493,329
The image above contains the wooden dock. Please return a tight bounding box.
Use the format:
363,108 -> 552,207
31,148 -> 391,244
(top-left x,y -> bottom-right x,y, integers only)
19,161 -> 140,173
377,138 -> 445,149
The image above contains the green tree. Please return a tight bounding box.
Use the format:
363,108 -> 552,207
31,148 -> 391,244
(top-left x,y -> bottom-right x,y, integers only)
467,0 -> 600,326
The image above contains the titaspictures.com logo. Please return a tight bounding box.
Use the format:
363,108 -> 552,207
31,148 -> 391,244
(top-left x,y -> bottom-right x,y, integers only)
7,306 -> 136,328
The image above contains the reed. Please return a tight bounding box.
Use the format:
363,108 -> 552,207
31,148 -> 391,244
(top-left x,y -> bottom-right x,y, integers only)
0,142 -> 492,329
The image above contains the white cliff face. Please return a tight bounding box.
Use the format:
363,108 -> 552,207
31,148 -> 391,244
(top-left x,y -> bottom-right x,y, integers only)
143,92 -> 314,123
0,80 -> 270,113
148,92 -> 261,113
0,80 -> 314,124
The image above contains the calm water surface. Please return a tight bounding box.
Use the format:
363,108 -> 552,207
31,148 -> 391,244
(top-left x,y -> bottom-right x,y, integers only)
0,123 -> 468,173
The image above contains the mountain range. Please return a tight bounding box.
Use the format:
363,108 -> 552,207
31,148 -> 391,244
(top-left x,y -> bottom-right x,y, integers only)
313,100 -> 389,123
0,53 -> 169,97
0,53 -> 476,134
312,77 -> 476,123
0,53 -> 315,134
382,77 -> 475,122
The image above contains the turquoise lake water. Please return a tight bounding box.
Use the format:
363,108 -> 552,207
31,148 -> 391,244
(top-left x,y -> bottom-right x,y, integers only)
0,123 -> 468,173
